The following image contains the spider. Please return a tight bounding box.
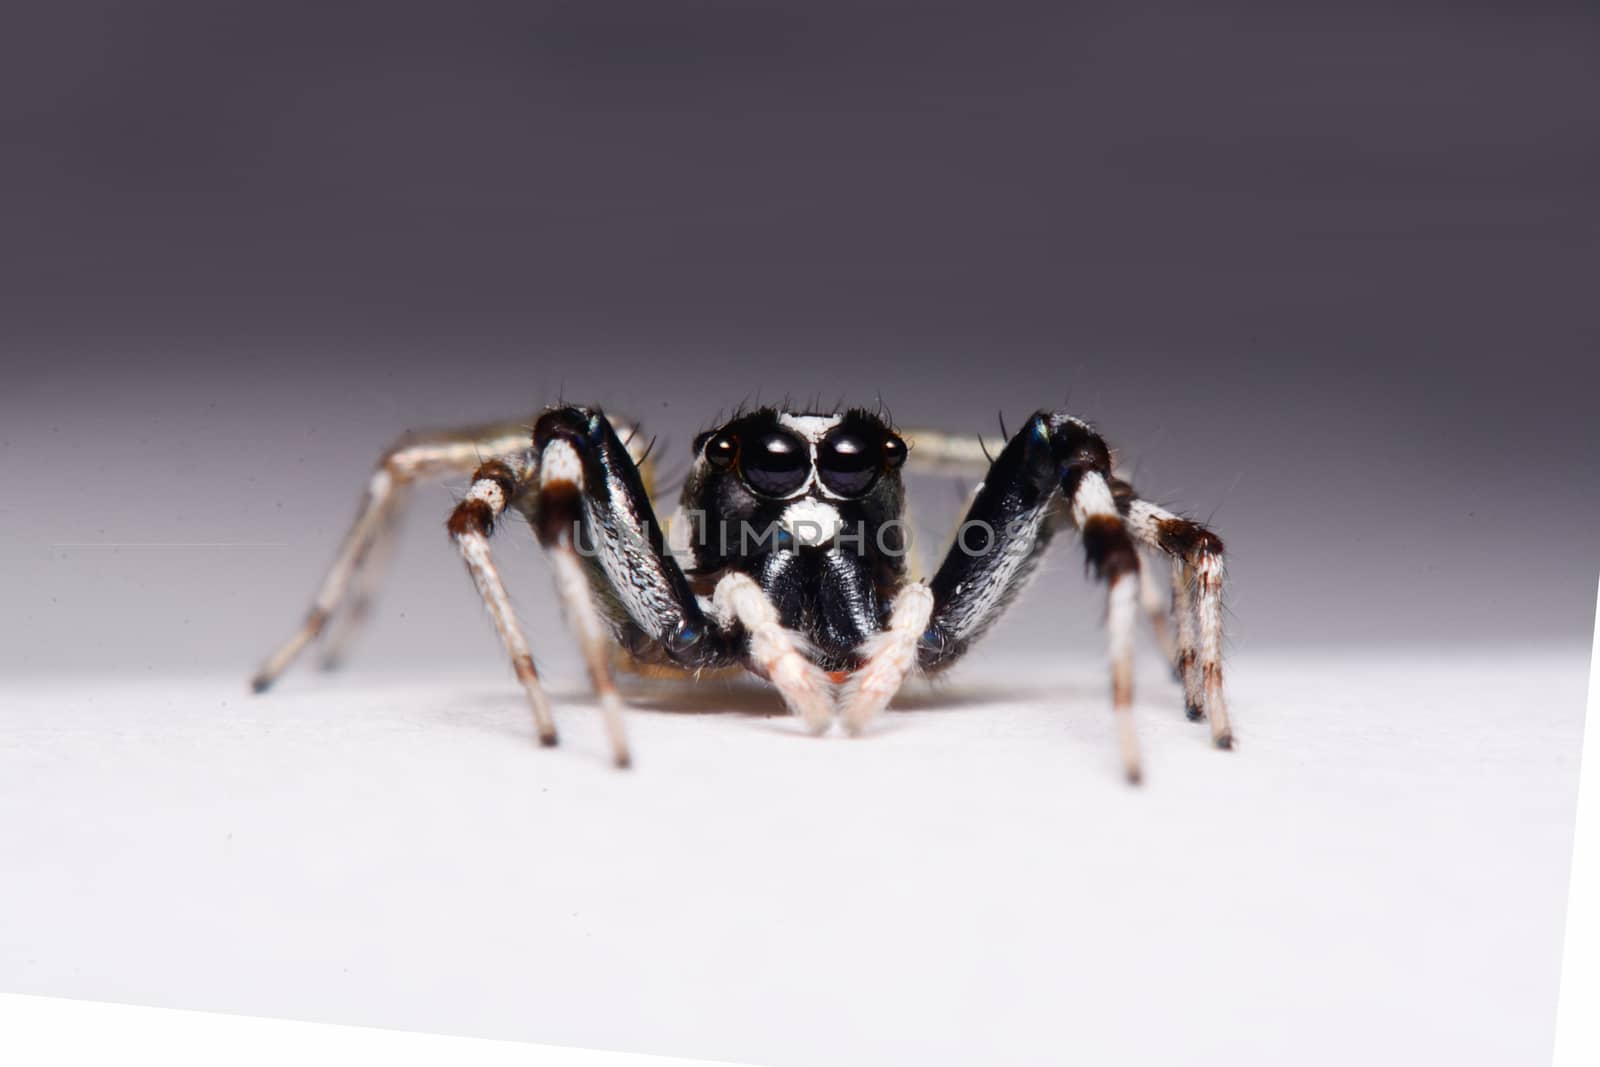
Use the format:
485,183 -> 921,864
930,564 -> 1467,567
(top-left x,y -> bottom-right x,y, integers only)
251,404 -> 1231,783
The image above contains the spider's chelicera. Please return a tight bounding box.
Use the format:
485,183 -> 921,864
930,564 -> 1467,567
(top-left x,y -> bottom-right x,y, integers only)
252,404 -> 1231,783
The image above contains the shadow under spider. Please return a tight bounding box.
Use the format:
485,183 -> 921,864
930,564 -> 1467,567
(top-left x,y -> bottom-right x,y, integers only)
615,675 -> 1084,716
448,669 -> 1116,727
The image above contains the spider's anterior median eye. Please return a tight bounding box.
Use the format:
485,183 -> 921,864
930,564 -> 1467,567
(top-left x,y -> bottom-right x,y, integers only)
704,432 -> 738,469
741,430 -> 810,497
817,429 -> 881,497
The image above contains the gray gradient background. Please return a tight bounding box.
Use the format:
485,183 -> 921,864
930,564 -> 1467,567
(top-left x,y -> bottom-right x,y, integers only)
2,0 -> 1596,677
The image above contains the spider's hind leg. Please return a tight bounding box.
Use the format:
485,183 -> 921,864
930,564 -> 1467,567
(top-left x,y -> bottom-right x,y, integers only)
250,421 -> 535,692
1139,552 -> 1181,674
315,482 -> 410,672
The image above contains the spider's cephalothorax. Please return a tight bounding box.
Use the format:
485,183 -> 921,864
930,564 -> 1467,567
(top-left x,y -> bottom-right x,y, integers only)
680,409 -> 909,671
252,402 -> 1233,784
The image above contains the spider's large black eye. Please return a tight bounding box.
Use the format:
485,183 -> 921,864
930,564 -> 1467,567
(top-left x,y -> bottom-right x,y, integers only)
741,430 -> 810,497
817,429 -> 881,497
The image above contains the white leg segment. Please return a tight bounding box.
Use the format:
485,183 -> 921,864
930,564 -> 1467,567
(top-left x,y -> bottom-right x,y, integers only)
452,493 -> 558,747
1126,498 -> 1231,747
539,439 -> 632,768
318,483 -> 412,670
1107,571 -> 1142,783
1138,549 -> 1178,668
1173,558 -> 1203,717
896,427 -> 1008,479
547,547 -> 633,768
1194,551 -> 1232,748
711,571 -> 835,734
252,467 -> 399,690
251,422 -> 538,690
1070,470 -> 1143,783
838,582 -> 936,736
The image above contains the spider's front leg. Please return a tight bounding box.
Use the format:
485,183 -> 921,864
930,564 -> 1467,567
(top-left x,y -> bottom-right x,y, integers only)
514,407 -> 737,765
917,412 -> 1227,782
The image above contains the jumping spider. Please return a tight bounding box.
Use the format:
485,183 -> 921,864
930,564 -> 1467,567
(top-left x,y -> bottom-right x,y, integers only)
252,405 -> 1231,782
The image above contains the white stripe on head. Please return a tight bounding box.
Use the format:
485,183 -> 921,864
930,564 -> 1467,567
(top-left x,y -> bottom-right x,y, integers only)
778,413 -> 843,442
779,498 -> 842,547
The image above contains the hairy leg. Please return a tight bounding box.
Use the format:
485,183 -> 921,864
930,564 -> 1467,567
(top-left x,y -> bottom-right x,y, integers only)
710,571 -> 835,734
316,482 -> 411,671
1069,466 -> 1144,783
1139,550 -> 1180,671
252,414 -> 660,691
1124,499 -> 1232,748
919,412 -> 1182,783
896,426 -> 1007,479
533,439 -> 633,768
1171,558 -> 1203,719
524,407 -> 740,763
251,421 -> 535,691
837,582 -> 936,735
446,457 -> 559,746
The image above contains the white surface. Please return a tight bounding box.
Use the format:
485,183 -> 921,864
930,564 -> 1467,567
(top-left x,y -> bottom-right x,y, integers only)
0,992 -> 721,1067
1553,581 -> 1600,1067
0,648 -> 1586,1067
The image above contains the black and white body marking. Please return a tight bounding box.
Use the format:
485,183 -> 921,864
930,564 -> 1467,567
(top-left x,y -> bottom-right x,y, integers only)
531,408 -> 715,668
678,407 -> 909,672
253,401 -> 1233,780
919,414 -> 1072,668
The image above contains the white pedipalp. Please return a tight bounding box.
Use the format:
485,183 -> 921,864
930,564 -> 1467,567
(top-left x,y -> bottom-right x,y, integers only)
711,570 -> 835,734
838,582 -> 935,735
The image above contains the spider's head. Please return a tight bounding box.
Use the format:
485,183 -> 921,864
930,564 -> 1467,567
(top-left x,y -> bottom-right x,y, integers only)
683,407 -> 907,565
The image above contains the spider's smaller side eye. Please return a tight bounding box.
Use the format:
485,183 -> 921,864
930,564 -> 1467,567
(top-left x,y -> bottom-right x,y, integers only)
705,432 -> 738,469
884,435 -> 907,469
